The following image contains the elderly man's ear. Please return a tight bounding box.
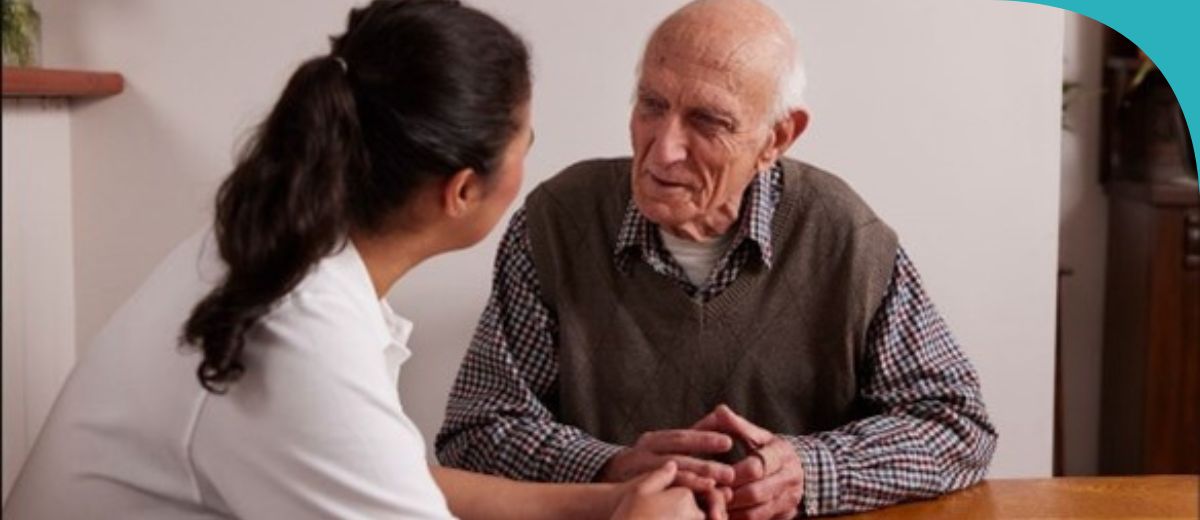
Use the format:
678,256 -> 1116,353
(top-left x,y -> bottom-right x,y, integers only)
756,109 -> 810,171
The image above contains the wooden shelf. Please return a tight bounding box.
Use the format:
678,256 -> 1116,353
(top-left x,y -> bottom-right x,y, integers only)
1108,179 -> 1200,207
2,67 -> 124,98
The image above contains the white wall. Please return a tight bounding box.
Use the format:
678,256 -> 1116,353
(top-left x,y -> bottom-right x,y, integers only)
37,0 -> 1062,480
2,99 -> 78,502
755,1 -> 1064,477
39,0 -> 357,350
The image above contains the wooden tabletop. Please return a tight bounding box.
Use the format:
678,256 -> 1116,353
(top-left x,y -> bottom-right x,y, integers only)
839,476 -> 1198,519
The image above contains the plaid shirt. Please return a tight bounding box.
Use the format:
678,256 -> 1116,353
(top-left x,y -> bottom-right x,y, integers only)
436,165 -> 997,516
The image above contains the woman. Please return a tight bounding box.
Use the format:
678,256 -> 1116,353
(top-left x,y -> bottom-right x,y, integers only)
3,1 -> 718,518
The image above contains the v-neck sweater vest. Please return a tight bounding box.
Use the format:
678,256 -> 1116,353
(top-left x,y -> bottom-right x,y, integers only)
524,157 -> 898,445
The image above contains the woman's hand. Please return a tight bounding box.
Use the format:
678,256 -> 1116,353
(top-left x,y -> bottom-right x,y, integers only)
611,461 -> 724,520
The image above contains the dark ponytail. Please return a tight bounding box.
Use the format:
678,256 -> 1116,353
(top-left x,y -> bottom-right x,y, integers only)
183,0 -> 530,393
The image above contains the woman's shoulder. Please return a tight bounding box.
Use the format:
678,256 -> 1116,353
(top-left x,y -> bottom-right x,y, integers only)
252,244 -> 393,365
256,290 -> 381,360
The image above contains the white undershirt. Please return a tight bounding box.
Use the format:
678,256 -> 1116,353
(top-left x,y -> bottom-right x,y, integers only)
658,227 -> 734,288
5,230 -> 455,519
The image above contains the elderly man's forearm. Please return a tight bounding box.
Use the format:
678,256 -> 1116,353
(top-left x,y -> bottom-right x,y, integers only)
786,408 -> 997,515
437,418 -> 624,483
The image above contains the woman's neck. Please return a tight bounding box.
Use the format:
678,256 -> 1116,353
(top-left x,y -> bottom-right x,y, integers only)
349,229 -> 436,298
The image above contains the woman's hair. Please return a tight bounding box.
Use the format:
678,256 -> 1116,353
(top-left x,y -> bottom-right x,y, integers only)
183,0 -> 530,393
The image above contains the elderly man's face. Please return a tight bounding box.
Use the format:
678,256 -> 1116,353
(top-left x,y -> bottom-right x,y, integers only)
629,31 -> 782,240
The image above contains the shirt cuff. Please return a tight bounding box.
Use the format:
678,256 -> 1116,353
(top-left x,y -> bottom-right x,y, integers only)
787,435 -> 840,516
550,435 -> 625,483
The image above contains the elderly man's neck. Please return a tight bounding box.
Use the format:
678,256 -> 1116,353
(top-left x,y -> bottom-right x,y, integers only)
660,199 -> 741,242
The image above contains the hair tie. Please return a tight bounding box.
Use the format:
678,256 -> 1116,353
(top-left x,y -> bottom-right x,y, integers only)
332,55 -> 349,74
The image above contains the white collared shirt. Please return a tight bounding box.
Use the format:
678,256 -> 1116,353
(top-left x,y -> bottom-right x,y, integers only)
4,230 -> 455,519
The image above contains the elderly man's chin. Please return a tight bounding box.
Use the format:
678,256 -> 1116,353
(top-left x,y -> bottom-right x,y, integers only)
633,192 -> 701,230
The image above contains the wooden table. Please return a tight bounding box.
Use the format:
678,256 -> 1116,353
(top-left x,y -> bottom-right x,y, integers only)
840,476 -> 1198,519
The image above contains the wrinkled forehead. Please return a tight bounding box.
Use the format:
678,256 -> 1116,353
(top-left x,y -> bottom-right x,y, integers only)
640,22 -> 783,117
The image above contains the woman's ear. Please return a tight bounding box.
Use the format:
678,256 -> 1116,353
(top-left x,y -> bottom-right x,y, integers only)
442,167 -> 484,218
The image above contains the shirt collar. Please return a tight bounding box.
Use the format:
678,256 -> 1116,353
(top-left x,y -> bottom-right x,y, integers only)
380,299 -> 414,373
380,299 -> 414,348
320,239 -> 413,352
614,162 -> 781,270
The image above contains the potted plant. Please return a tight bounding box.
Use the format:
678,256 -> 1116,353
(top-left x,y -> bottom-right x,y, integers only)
1112,50 -> 1195,183
2,0 -> 41,67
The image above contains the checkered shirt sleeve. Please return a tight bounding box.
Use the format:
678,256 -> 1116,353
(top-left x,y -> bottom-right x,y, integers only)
435,208 -> 622,482
789,248 -> 997,516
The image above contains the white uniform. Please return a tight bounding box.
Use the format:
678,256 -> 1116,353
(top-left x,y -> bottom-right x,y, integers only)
4,230 -> 455,519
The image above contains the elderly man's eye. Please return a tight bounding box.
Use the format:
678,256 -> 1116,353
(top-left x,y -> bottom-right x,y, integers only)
690,112 -> 733,134
638,96 -> 668,114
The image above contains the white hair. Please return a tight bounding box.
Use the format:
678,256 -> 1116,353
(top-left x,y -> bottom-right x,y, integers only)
768,16 -> 807,122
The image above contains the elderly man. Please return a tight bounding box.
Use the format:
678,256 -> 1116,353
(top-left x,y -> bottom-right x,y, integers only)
437,0 -> 996,517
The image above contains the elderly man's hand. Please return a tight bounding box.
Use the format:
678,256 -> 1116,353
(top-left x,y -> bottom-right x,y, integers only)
693,405 -> 805,520
600,429 -> 738,488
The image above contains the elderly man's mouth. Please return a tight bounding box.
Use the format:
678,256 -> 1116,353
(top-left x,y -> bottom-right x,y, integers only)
648,173 -> 693,190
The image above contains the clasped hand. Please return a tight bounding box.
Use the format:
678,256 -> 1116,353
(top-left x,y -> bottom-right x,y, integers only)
602,405 -> 805,520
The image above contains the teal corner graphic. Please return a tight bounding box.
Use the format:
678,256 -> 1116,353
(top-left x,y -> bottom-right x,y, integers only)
1014,0 -> 1199,185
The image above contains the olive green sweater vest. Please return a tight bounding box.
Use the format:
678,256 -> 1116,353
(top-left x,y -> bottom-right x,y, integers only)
524,157 -> 898,446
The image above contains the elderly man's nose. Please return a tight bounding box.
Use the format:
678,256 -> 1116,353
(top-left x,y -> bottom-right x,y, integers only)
649,119 -> 688,165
